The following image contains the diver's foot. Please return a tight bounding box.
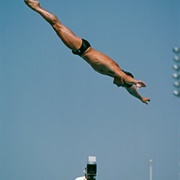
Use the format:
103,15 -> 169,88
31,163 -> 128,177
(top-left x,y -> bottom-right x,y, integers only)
24,0 -> 40,10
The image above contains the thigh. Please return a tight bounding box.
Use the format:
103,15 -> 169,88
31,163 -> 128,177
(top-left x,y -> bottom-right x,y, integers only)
53,23 -> 82,51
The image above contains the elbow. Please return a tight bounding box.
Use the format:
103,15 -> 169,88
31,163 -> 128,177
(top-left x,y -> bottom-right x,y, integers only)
122,74 -> 133,85
119,71 -> 127,81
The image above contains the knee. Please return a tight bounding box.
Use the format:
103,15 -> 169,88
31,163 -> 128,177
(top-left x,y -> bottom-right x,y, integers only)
49,13 -> 59,25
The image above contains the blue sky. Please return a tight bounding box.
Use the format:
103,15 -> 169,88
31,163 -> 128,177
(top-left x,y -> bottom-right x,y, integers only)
1,0 -> 180,180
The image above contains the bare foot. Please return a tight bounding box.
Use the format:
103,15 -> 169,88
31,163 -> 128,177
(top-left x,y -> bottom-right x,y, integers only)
24,0 -> 40,10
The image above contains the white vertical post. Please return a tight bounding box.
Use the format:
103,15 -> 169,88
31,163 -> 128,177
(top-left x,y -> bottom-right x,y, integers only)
149,159 -> 153,180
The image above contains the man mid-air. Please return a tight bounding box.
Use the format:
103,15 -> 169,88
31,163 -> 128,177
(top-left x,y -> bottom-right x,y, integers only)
24,0 -> 150,104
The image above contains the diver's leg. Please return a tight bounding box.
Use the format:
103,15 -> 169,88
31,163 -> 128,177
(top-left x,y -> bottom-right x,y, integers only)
24,0 -> 82,51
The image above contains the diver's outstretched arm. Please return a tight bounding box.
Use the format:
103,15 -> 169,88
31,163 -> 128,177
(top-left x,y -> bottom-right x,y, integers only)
125,86 -> 150,104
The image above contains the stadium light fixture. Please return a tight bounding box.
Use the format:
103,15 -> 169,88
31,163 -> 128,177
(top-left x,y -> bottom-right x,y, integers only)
173,56 -> 180,62
173,47 -> 180,53
173,81 -> 180,87
173,64 -> 180,71
173,90 -> 180,97
172,73 -> 180,79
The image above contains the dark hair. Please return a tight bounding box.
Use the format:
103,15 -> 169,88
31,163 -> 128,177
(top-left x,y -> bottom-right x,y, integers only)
122,70 -> 134,78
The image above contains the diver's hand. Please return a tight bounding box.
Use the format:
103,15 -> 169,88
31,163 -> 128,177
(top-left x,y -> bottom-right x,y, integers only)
141,97 -> 151,104
136,80 -> 146,89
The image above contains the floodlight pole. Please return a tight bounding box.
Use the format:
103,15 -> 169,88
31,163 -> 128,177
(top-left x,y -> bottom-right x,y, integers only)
149,159 -> 153,180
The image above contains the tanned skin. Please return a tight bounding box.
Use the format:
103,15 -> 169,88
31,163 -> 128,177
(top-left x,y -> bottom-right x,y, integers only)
24,0 -> 150,104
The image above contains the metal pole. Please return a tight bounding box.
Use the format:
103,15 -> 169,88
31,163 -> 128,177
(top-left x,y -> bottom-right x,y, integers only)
149,159 -> 153,180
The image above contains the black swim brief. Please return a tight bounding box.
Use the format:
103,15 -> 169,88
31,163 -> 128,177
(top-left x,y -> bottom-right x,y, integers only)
72,39 -> 91,56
